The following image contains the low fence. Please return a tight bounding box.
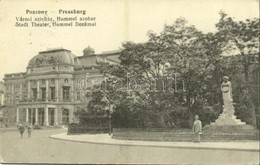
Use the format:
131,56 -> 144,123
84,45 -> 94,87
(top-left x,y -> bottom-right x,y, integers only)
68,124 -> 110,134
112,128 -> 193,141
68,115 -> 111,134
112,127 -> 260,141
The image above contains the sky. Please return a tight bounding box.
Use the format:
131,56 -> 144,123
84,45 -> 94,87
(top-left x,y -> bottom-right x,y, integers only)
0,0 -> 259,80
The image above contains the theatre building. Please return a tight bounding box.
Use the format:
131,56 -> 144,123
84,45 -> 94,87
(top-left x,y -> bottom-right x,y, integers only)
4,48 -> 120,126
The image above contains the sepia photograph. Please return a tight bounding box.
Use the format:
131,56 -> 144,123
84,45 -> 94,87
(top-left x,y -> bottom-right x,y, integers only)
0,0 -> 259,164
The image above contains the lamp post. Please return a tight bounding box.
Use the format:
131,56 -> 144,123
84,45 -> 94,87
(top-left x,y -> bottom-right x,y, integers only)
108,104 -> 112,136
257,52 -> 260,122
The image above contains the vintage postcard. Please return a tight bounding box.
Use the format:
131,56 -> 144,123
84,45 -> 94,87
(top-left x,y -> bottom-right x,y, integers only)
0,0 -> 259,164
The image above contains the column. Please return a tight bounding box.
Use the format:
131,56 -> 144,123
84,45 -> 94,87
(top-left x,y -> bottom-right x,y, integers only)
54,108 -> 58,126
60,86 -> 63,102
55,79 -> 59,102
44,107 -> 49,126
11,83 -> 14,104
35,108 -> 39,125
46,79 -> 49,102
16,108 -> 19,123
26,108 -> 29,123
71,79 -> 74,102
19,83 -> 22,101
30,108 -> 33,125
37,80 -> 40,99
28,81 -> 31,100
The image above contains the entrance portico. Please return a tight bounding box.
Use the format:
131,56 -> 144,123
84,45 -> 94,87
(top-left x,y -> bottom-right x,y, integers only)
16,105 -> 58,126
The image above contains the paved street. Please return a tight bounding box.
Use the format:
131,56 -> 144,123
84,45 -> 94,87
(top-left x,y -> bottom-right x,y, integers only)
0,129 -> 259,164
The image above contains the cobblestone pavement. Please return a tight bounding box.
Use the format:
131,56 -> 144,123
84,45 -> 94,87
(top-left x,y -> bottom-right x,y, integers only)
0,129 -> 259,164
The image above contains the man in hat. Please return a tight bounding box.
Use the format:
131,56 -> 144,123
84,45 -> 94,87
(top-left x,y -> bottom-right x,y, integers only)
192,115 -> 202,143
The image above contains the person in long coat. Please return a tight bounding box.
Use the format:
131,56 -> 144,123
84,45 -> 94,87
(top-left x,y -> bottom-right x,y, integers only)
192,115 -> 202,143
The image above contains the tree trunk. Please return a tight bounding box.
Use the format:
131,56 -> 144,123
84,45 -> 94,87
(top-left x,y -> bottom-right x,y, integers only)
186,84 -> 194,128
188,109 -> 194,129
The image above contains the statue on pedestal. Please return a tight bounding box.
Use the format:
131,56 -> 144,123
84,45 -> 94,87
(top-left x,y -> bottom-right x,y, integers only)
210,76 -> 246,125
204,77 -> 255,137
221,76 -> 234,117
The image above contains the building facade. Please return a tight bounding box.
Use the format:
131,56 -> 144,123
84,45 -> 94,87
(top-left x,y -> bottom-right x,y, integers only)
0,81 -> 5,127
4,48 -> 120,126
0,81 -> 4,107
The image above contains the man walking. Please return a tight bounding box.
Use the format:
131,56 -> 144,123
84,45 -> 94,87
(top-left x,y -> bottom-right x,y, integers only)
18,123 -> 25,139
192,115 -> 202,143
26,123 -> 32,138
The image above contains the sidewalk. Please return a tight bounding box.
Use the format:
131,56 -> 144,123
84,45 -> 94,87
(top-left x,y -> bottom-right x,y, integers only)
50,133 -> 259,152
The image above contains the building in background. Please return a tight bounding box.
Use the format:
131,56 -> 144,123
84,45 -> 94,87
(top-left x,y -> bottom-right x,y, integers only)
0,81 -> 4,106
0,81 -> 5,127
3,48 -> 120,127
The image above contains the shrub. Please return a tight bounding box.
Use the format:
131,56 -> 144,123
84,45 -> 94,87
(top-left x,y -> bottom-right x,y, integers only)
33,123 -> 41,129
234,102 -> 254,125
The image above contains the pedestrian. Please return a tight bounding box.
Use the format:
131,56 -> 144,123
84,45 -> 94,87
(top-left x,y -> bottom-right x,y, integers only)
192,115 -> 202,143
18,123 -> 25,139
26,123 -> 32,138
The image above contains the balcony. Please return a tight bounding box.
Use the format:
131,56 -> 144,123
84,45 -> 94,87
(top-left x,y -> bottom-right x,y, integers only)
18,98 -> 55,103
18,97 -> 74,103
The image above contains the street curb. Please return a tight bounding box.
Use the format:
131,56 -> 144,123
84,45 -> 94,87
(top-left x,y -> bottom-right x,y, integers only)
49,134 -> 259,152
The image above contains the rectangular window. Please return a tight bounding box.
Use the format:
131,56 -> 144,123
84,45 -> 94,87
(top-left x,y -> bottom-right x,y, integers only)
42,88 -> 46,100
32,88 -> 37,100
50,87 -> 55,100
63,87 -> 70,101
76,92 -> 80,100
7,96 -> 11,104
15,84 -> 19,90
9,96 -> 12,104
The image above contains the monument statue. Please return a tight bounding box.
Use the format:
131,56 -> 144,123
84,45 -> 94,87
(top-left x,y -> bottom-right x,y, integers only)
221,76 -> 234,117
211,76 -> 245,125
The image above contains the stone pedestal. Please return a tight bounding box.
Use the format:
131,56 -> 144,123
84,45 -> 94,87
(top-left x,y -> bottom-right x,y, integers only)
203,104 -> 256,141
211,103 -> 246,126
202,77 -> 258,140
211,115 -> 246,126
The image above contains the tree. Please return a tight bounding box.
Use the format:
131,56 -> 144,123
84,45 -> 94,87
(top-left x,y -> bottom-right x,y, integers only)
104,42 -> 183,128
147,18 -> 226,127
97,18 -> 223,128
85,14 -> 259,129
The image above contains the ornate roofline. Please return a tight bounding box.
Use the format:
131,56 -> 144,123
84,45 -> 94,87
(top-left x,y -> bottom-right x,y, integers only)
39,48 -> 71,54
